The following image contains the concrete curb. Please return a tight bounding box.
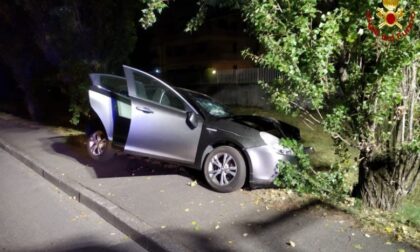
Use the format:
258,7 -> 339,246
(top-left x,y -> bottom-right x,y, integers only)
0,137 -> 190,252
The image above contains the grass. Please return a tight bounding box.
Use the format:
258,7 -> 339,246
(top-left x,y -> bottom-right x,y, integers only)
397,186 -> 420,228
349,186 -> 420,247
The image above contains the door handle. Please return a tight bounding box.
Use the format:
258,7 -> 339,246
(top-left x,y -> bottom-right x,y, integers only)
136,106 -> 154,114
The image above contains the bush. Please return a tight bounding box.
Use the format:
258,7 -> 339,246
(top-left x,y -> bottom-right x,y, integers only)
274,138 -> 348,201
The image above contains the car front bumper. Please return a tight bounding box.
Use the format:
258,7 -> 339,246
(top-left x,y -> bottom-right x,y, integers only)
245,145 -> 296,187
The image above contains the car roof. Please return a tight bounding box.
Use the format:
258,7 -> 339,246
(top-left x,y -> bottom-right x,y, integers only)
176,87 -> 208,97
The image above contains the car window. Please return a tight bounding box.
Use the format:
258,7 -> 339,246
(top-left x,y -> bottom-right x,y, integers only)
132,71 -> 185,111
99,75 -> 128,95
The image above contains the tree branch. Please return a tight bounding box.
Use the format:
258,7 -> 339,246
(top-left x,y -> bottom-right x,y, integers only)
291,101 -> 321,124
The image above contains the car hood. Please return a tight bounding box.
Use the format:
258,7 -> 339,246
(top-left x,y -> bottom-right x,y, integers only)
230,115 -> 301,140
211,115 -> 301,141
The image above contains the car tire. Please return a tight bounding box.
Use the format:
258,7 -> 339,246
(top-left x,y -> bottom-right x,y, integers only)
86,130 -> 114,162
203,146 -> 246,193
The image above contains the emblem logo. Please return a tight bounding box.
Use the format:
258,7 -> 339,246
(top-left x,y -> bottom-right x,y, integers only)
377,0 -> 404,29
366,0 -> 415,41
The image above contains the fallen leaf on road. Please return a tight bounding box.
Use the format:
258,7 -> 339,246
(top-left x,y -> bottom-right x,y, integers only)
287,241 -> 296,247
384,226 -> 393,234
215,224 -> 220,230
364,233 -> 370,238
385,241 -> 392,245
191,221 -> 200,231
353,244 -> 363,250
187,180 -> 198,187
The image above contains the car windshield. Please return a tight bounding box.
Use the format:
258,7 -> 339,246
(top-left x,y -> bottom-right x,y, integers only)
190,93 -> 232,118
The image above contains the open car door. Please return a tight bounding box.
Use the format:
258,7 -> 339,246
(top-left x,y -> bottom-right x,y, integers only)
123,66 -> 203,164
88,74 -> 132,149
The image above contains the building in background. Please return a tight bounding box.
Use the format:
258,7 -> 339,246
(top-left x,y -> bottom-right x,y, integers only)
133,2 -> 258,86
132,2 -> 273,108
151,12 -> 256,85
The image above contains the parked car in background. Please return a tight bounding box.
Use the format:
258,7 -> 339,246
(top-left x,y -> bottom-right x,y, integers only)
87,65 -> 303,192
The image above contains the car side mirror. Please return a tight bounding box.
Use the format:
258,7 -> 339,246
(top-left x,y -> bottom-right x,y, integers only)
186,112 -> 198,129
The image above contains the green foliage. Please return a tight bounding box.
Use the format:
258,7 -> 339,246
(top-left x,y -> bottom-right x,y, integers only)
139,0 -> 168,29
241,0 -> 343,111
274,138 -> 347,200
237,0 -> 419,208
185,0 -> 208,33
238,0 -> 419,151
57,61 -> 91,126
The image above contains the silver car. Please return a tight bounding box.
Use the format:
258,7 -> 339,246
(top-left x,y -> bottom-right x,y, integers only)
86,65 -> 301,192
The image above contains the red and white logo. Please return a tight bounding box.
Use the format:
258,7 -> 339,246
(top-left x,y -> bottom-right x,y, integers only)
366,0 -> 415,42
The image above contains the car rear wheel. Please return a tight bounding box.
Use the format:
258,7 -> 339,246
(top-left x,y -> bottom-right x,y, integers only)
204,146 -> 246,193
87,130 -> 114,162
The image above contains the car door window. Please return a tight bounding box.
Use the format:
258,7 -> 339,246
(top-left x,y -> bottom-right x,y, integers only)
98,75 -> 128,96
131,71 -> 185,111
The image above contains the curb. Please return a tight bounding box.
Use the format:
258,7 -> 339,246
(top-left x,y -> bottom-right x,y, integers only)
0,137 -> 190,252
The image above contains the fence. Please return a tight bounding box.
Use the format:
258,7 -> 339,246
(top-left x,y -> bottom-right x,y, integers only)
212,68 -> 281,84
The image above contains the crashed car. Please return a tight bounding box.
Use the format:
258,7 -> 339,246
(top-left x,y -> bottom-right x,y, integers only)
87,65 -> 302,192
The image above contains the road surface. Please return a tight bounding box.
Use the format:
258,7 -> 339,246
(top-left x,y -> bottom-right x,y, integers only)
0,149 -> 146,251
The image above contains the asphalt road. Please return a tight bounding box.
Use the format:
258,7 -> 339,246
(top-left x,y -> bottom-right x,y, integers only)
0,149 -> 146,252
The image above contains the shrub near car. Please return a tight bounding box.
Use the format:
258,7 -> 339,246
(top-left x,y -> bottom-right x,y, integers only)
87,65 -> 301,192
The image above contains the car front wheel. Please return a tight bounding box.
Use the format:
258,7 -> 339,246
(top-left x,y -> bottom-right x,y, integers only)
204,146 -> 246,193
86,130 -> 114,162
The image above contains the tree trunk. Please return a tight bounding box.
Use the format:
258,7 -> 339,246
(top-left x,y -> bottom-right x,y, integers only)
359,62 -> 419,210
359,151 -> 419,210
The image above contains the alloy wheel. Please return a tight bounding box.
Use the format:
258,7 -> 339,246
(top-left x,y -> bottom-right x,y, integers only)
88,131 -> 107,156
208,152 -> 238,186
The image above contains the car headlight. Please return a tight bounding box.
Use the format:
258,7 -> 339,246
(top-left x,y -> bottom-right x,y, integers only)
259,132 -> 294,156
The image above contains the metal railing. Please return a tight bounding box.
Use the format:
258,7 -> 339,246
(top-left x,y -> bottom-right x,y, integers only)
212,68 -> 281,84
